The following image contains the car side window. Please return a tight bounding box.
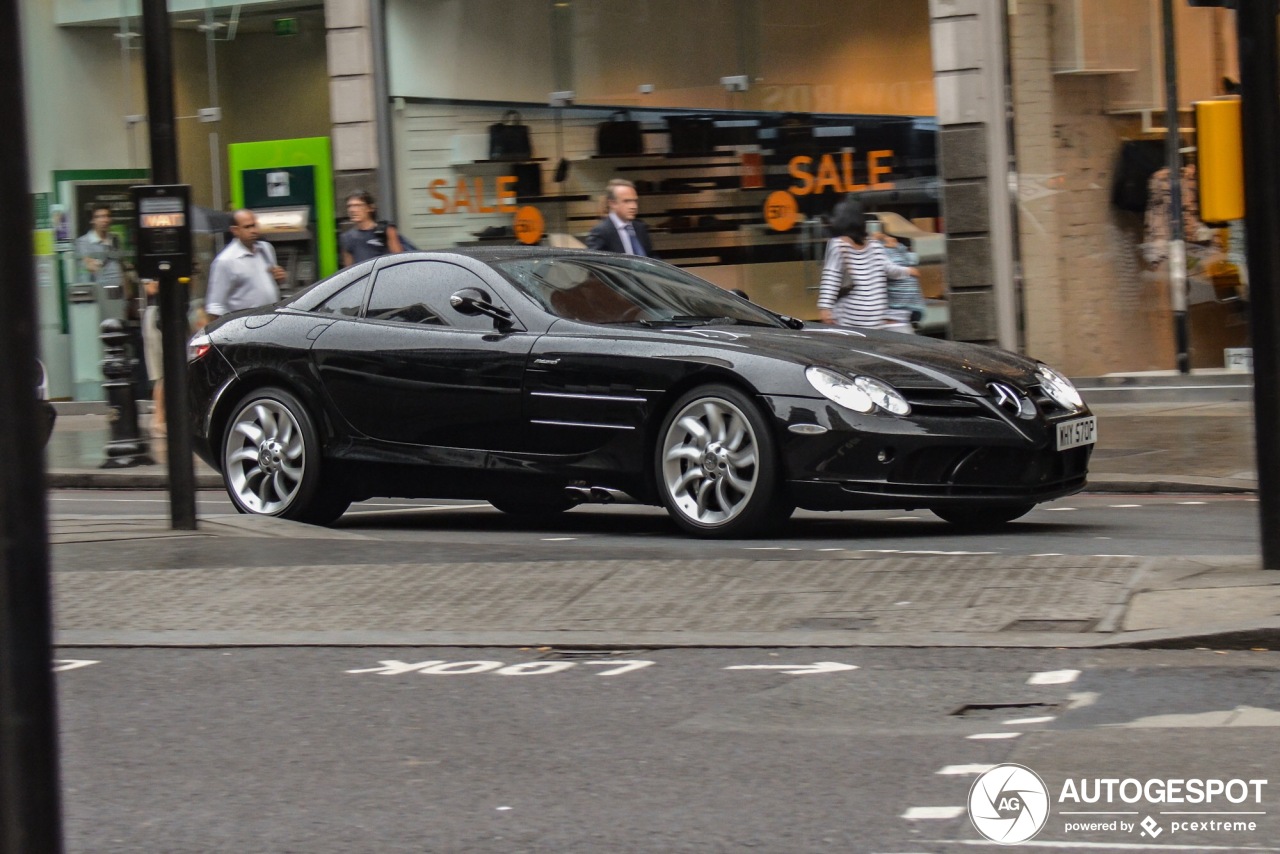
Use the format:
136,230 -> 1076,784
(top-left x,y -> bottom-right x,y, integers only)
364,261 -> 505,331
312,275 -> 369,317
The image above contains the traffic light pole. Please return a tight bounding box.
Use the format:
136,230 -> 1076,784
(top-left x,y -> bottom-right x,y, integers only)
141,0 -> 196,530
1161,0 -> 1192,374
0,0 -> 66,849
1235,0 -> 1280,569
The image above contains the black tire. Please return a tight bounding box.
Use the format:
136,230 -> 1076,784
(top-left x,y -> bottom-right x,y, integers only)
655,384 -> 793,538
221,386 -> 350,525
489,493 -> 576,516
931,503 -> 1034,529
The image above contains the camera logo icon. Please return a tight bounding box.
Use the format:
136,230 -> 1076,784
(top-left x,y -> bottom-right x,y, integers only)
969,763 -> 1051,844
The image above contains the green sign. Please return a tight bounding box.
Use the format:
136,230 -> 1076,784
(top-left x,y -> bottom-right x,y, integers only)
273,17 -> 299,36
32,192 -> 51,229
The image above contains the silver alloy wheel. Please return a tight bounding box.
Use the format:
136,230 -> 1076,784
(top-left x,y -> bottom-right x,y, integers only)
224,398 -> 306,515
661,396 -> 759,526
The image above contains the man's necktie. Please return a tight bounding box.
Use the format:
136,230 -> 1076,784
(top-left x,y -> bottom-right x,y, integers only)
626,224 -> 645,257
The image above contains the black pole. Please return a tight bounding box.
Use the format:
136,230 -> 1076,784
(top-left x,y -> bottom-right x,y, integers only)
1235,0 -> 1280,569
0,0 -> 66,850
141,0 -> 196,530
1162,0 -> 1191,373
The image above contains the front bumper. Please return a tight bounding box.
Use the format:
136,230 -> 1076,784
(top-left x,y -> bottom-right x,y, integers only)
763,393 -> 1092,511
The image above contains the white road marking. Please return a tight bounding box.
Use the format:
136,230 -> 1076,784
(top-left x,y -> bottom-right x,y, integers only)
1109,504 -> 1143,508
902,806 -> 965,820
1003,715 -> 1055,725
1029,669 -> 1081,685
937,764 -> 995,776
1067,691 -> 1099,709
52,659 -> 99,672
1031,553 -> 1065,556
345,659 -> 655,677
887,516 -> 922,521
1046,507 -> 1078,511
725,662 -> 858,676
541,537 -> 577,541
1178,501 -> 1208,505
966,732 -> 1022,740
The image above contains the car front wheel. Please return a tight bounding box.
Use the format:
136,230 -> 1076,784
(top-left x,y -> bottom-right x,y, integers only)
656,384 -> 792,538
222,387 -> 349,525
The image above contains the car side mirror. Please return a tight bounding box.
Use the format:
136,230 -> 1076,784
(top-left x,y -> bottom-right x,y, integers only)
450,288 -> 513,327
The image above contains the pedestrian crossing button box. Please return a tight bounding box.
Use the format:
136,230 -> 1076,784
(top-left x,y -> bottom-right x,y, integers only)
133,184 -> 192,279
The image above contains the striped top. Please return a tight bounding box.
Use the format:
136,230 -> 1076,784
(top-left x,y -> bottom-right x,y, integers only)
816,238 -> 912,328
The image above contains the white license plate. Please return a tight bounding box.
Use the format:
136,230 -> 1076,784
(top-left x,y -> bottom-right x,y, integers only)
1056,416 -> 1097,451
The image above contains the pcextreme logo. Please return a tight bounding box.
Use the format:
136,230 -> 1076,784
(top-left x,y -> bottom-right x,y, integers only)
969,764 -> 1051,844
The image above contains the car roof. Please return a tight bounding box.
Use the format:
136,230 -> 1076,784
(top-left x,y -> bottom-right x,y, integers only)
416,246 -> 618,263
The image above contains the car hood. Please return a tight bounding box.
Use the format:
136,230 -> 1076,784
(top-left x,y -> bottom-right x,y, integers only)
648,325 -> 1043,393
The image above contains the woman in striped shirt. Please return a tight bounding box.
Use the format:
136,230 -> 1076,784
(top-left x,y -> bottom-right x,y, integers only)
817,201 -> 918,332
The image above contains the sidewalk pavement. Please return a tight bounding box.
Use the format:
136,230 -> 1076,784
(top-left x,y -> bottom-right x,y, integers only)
45,372 -> 1278,651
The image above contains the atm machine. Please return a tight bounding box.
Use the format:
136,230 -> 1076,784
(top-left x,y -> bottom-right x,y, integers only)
251,205 -> 316,295
227,137 -> 338,291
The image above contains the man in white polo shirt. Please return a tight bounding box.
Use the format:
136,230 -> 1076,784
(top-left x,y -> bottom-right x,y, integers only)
205,208 -> 287,321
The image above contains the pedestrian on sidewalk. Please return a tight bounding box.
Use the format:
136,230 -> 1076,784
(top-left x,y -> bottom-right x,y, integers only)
340,190 -> 405,267
204,209 -> 286,322
585,179 -> 655,257
817,199 -> 917,332
140,276 -> 166,436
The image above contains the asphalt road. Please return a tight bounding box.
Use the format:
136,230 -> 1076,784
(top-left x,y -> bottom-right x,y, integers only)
50,489 -> 1262,560
54,646 -> 1280,853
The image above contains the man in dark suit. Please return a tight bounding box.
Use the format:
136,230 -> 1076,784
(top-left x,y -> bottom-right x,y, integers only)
585,178 -> 655,257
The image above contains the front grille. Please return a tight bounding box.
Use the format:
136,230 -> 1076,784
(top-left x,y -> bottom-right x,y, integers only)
893,444 -> 1092,493
900,388 -> 986,418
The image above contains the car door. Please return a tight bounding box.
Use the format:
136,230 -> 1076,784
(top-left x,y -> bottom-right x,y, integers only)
310,258 -> 535,450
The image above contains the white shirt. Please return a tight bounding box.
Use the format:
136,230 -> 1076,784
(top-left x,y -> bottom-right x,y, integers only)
206,240 -> 280,317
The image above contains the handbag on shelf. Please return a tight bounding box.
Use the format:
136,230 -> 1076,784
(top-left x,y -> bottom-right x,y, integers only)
596,110 -> 645,157
665,115 -> 716,157
488,110 -> 533,161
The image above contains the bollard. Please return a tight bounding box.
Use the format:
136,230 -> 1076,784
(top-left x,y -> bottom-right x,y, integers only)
100,317 -> 154,468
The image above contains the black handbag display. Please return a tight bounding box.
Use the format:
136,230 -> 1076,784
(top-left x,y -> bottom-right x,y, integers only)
512,162 -> 543,199
488,110 -> 532,161
596,110 -> 644,157
1112,139 -> 1165,213
666,115 -> 716,157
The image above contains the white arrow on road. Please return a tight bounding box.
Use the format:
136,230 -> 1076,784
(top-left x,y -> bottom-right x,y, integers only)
725,662 -> 858,675
52,659 -> 99,673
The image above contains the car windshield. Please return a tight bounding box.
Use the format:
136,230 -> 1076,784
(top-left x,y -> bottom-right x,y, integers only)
493,255 -> 788,328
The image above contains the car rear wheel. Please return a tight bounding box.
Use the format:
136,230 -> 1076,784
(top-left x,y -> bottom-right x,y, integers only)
222,387 -> 350,525
656,384 -> 792,538
931,503 -> 1034,528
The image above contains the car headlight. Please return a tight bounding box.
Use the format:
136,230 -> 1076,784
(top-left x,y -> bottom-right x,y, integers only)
1036,363 -> 1084,410
806,366 -> 911,415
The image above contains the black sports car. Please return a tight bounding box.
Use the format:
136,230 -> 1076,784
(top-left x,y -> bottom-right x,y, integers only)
187,248 -> 1095,538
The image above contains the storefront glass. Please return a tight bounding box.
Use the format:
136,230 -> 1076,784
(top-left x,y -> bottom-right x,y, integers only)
386,0 -> 944,329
